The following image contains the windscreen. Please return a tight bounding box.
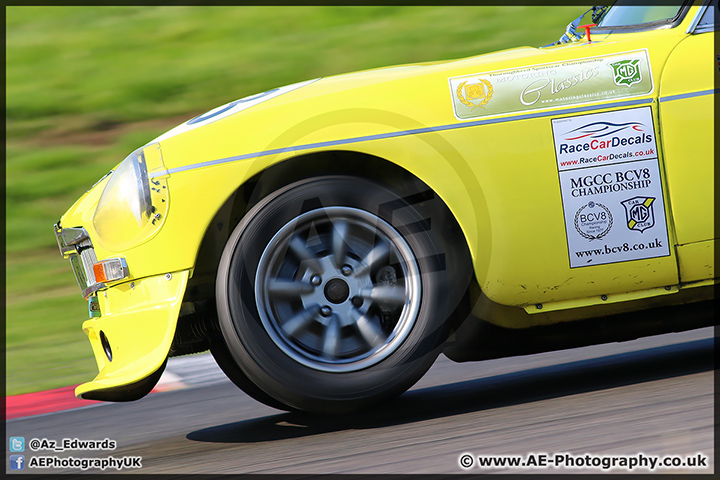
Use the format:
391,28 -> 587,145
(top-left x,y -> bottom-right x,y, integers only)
597,1 -> 685,27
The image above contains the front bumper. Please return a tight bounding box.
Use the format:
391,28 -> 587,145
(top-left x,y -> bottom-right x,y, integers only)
55,222 -> 190,401
76,269 -> 189,401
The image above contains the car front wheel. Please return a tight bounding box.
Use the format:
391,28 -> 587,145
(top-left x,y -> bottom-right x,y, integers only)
214,176 -> 458,414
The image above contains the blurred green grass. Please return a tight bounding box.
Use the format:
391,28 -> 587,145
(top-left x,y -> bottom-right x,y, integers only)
6,5 -> 586,395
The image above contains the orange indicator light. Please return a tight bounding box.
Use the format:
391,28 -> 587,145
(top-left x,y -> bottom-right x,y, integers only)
92,258 -> 129,283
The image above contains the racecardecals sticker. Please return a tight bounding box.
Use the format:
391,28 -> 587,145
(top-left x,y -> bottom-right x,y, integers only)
552,106 -> 669,268
449,50 -> 653,120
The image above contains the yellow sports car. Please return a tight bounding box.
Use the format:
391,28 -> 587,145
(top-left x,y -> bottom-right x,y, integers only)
55,1 -> 716,413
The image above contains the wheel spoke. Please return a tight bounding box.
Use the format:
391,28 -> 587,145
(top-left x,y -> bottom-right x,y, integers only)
268,279 -> 314,299
255,204 -> 421,372
281,305 -> 320,337
353,311 -> 385,347
355,242 -> 391,276
288,235 -> 324,274
321,315 -> 341,359
332,220 -> 349,269
361,285 -> 407,307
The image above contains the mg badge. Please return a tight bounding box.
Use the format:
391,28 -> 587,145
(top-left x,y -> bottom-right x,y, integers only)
609,59 -> 642,87
621,196 -> 655,232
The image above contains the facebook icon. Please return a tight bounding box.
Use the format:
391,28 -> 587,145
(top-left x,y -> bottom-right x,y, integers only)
10,455 -> 25,470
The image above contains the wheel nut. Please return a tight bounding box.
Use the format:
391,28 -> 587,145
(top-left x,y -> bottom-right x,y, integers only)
351,296 -> 363,307
320,306 -> 332,317
311,275 -> 322,286
341,265 -> 353,276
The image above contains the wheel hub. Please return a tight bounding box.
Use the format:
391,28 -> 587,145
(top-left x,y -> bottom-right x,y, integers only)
324,278 -> 350,304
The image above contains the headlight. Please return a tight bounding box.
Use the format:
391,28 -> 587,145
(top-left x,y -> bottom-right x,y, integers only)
93,144 -> 168,249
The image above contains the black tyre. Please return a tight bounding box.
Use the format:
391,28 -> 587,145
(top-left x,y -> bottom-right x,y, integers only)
215,176 -> 461,414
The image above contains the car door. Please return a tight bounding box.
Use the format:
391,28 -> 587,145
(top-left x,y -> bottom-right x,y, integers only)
657,0 -> 717,283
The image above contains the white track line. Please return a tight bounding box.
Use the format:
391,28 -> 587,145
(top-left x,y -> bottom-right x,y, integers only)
157,352 -> 229,390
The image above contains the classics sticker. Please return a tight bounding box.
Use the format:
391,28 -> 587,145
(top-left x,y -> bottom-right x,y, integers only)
449,50 -> 653,120
552,107 -> 670,268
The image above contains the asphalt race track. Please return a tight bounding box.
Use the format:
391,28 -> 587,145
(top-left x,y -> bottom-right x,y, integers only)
7,327 -> 714,474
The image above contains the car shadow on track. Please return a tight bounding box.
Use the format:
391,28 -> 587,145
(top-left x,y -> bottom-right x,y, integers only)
186,337 -> 713,444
